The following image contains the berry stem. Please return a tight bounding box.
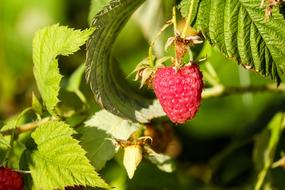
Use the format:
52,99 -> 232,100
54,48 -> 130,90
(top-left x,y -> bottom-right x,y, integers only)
181,0 -> 195,39
0,117 -> 50,136
172,6 -> 180,68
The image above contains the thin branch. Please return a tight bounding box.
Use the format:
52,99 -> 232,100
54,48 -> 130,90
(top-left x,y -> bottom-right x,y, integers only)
1,117 -> 50,136
202,83 -> 285,99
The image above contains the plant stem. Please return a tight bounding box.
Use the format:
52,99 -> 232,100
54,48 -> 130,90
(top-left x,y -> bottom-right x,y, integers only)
202,83 -> 285,99
0,117 -> 50,136
181,0 -> 195,38
172,6 -> 179,68
172,6 -> 177,33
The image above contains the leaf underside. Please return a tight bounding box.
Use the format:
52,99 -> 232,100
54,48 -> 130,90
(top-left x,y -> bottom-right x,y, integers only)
85,110 -> 140,140
86,0 -> 165,123
79,126 -> 117,171
180,0 -> 285,84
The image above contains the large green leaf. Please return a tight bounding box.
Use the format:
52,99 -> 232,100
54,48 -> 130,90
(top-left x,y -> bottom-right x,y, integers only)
85,110 -> 140,140
33,24 -> 94,114
180,0 -> 285,83
79,127 -> 118,171
86,0 -> 165,123
27,121 -> 109,190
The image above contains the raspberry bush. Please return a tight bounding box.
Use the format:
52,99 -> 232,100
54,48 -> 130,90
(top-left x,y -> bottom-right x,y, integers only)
1,0 -> 285,189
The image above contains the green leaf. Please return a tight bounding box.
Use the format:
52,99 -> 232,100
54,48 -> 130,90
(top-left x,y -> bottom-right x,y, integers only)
66,64 -> 87,103
144,146 -> 175,173
253,113 -> 285,190
86,0 -> 165,123
33,24 -> 95,114
133,0 -> 165,55
66,64 -> 85,93
32,93 -> 42,115
180,0 -> 285,84
0,134 -> 10,148
88,0 -> 111,24
178,0 -> 200,25
85,110 -> 140,140
79,127 -> 118,171
27,121 -> 109,190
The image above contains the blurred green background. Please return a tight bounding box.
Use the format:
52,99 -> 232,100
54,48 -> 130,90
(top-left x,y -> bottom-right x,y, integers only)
1,0 -> 285,189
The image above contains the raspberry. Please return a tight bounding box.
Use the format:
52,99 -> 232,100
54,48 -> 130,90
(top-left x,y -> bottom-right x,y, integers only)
153,64 -> 203,124
0,167 -> 24,190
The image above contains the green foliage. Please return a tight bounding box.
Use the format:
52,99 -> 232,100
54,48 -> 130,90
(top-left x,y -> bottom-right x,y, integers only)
66,64 -> 87,103
180,0 -> 285,84
79,127 -> 118,171
85,110 -> 140,140
1,0 -> 285,189
66,64 -> 85,93
144,146 -> 175,173
0,134 -> 10,148
32,93 -> 43,115
27,121 -> 108,190
178,0 -> 199,25
88,0 -> 111,24
86,0 -> 165,123
33,24 -> 94,114
254,113 -> 285,190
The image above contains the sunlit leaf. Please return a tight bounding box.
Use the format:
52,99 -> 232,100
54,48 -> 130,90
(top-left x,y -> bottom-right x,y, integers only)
33,24 -> 94,114
27,121 -> 109,190
85,110 -> 140,140
32,93 -> 42,115
0,134 -> 10,148
66,64 -> 85,93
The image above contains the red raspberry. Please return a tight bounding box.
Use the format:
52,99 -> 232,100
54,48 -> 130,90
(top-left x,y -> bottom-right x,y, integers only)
0,167 -> 24,190
153,64 -> 203,124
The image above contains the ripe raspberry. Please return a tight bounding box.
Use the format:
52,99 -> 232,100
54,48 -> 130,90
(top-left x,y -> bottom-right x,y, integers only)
0,167 -> 24,190
153,64 -> 203,124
